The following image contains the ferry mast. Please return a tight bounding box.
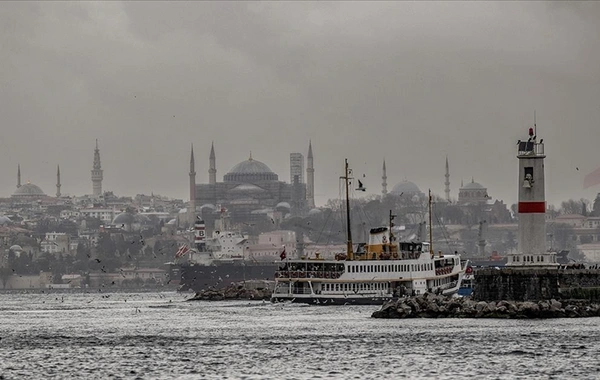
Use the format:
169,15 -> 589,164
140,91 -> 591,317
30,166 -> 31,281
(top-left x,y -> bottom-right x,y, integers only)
342,159 -> 354,261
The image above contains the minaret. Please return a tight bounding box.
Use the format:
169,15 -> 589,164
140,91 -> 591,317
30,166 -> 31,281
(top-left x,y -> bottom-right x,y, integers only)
507,127 -> 557,267
444,156 -> 450,202
381,159 -> 388,195
17,164 -> 21,188
91,139 -> 103,197
209,142 -> 216,185
189,144 -> 196,224
306,140 -> 315,208
56,165 -> 61,198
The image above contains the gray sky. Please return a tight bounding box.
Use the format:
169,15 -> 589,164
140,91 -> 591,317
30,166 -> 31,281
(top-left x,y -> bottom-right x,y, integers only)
1,2 -> 599,208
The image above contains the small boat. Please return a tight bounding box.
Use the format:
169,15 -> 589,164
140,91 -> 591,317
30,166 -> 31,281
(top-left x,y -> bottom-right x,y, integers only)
271,159 -> 468,305
457,265 -> 474,296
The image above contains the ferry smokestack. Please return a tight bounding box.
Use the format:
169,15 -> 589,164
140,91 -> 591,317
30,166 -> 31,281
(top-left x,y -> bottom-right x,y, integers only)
507,127 -> 558,267
194,218 -> 206,252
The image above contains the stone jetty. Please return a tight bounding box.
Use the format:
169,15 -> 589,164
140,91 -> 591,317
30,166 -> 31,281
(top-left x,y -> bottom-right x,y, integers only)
372,293 -> 600,319
187,281 -> 273,301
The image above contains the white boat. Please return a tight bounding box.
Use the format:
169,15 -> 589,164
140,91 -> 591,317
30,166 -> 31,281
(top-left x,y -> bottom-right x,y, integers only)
271,159 -> 468,305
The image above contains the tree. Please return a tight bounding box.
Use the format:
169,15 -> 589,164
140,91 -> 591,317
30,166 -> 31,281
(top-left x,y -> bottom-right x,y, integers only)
592,194 -> 600,217
559,199 -> 589,216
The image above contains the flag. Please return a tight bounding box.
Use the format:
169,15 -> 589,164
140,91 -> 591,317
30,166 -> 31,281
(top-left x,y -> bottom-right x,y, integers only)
584,166 -> 600,189
175,245 -> 189,258
279,247 -> 286,261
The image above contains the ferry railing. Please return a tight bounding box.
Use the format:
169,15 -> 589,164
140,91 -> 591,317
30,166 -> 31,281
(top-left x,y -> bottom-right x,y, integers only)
275,270 -> 344,279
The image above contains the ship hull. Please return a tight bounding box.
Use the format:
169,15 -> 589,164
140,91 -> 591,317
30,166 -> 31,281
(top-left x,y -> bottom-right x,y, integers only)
178,263 -> 278,292
272,287 -> 460,306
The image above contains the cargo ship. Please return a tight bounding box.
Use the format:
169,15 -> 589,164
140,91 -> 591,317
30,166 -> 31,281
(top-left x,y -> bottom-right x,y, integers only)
172,218 -> 277,292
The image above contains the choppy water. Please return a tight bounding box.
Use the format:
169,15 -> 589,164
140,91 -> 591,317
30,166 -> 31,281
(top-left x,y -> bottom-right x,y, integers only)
0,291 -> 599,379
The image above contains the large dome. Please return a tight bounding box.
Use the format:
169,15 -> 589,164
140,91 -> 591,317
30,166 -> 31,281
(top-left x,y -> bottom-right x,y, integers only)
12,183 -> 46,198
462,180 -> 485,189
113,212 -> 135,225
224,156 -> 278,182
390,180 -> 422,195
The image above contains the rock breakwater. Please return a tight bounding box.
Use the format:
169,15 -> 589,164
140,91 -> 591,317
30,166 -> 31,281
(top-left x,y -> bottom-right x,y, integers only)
187,282 -> 272,301
372,293 -> 600,319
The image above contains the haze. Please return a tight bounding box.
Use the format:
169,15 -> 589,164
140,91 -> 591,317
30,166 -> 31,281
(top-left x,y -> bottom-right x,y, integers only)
1,2 -> 599,207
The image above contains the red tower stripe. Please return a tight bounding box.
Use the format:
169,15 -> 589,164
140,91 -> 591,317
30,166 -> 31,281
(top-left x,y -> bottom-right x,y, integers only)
518,201 -> 546,213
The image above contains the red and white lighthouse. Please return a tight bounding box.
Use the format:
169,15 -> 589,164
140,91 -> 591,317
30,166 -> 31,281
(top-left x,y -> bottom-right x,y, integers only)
507,127 -> 558,267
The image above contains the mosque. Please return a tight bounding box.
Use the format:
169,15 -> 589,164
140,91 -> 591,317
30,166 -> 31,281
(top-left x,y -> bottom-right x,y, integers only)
10,140 -> 104,201
188,142 -> 315,227
380,156 -> 510,224
10,164 -> 53,200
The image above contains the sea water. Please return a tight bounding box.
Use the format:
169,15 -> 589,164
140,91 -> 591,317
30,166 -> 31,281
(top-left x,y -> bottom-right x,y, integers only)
0,291 -> 598,379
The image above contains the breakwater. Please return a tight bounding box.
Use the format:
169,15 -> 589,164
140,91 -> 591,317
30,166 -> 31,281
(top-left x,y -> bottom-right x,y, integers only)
187,280 -> 274,301
372,293 -> 600,319
474,268 -> 600,302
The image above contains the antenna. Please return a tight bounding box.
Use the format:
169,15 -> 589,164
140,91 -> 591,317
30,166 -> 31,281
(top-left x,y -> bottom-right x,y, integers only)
533,110 -> 537,136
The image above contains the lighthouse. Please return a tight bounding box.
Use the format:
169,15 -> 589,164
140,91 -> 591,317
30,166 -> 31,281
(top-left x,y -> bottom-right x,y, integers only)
506,127 -> 558,267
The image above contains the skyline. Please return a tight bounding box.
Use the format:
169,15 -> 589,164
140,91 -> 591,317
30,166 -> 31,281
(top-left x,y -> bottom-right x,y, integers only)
4,138 -> 600,209
2,2 -> 600,207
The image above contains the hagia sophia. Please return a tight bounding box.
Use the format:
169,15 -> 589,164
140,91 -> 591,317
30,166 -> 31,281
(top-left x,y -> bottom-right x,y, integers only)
188,141 -> 316,227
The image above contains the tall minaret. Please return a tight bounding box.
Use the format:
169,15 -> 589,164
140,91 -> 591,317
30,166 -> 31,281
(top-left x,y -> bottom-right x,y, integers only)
56,165 -> 61,198
507,126 -> 557,267
91,139 -> 103,197
209,142 -> 216,185
381,159 -> 388,195
306,140 -> 315,208
17,164 -> 21,188
444,156 -> 450,202
189,144 -> 196,224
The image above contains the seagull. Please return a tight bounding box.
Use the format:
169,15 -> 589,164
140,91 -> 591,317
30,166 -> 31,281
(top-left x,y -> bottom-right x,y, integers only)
356,180 -> 366,191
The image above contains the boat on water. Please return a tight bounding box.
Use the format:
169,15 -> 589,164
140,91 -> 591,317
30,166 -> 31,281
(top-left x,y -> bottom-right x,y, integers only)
457,265 -> 474,296
173,217 -> 276,292
271,159 -> 469,305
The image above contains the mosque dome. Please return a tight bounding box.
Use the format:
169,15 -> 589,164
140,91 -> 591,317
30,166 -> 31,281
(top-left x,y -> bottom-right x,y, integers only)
229,183 -> 266,193
12,183 -> 45,198
9,245 -> 23,252
276,202 -> 291,211
390,180 -> 422,196
224,155 -> 278,182
112,212 -> 135,225
0,215 -> 11,225
462,180 -> 485,190
308,208 -> 322,216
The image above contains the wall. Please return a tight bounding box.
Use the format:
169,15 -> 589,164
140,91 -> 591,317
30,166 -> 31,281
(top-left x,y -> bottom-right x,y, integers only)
474,268 -> 600,301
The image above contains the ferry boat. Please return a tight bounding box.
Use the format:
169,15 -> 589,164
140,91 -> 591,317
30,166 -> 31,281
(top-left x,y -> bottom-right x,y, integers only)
271,159 -> 468,305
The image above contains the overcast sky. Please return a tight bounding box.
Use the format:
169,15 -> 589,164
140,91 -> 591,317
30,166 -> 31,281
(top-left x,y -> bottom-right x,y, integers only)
1,2 -> 599,208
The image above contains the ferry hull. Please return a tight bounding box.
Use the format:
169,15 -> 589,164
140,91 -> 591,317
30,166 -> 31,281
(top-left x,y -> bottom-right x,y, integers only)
178,263 -> 277,292
271,295 -> 393,306
272,287 -> 461,306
